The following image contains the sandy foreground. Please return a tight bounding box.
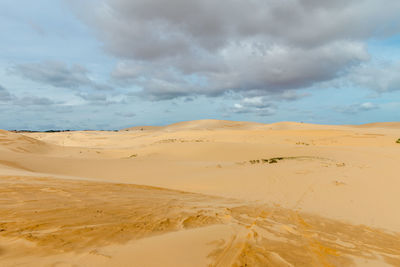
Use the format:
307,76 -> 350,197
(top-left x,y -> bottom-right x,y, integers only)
0,120 -> 400,266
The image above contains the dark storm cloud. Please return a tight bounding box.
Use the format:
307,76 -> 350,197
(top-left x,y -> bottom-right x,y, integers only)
70,0 -> 400,99
13,61 -> 112,91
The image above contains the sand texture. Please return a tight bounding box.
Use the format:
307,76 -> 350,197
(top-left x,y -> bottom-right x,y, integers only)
1,120 -> 400,266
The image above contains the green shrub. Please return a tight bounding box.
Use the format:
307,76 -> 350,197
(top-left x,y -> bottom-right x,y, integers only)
396,138 -> 400,144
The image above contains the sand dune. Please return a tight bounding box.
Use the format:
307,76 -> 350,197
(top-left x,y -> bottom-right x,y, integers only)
353,122 -> 400,129
0,129 -> 53,154
163,119 -> 266,131
121,125 -> 163,132
122,119 -> 266,132
1,120 -> 400,266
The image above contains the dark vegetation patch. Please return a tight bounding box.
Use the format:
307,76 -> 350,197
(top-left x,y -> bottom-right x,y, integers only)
249,157 -> 285,164
296,142 -> 310,146
249,156 -> 325,165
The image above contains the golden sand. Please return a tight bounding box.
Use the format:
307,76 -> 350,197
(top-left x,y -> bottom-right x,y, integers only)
1,120 -> 400,266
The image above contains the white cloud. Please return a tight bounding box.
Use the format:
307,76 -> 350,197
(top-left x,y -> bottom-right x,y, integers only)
232,97 -> 275,116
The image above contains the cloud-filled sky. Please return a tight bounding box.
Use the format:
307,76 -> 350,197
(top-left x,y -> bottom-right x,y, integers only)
1,0 -> 400,130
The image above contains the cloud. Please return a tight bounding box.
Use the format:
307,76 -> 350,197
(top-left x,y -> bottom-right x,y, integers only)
336,102 -> 379,114
349,60 -> 400,92
115,111 -> 136,118
12,61 -> 112,91
110,42 -> 368,100
0,85 -> 13,102
76,92 -> 123,105
231,97 -> 275,116
279,90 -> 311,101
13,96 -> 60,106
69,0 -> 400,100
78,0 -> 400,59
1,84 -> 63,107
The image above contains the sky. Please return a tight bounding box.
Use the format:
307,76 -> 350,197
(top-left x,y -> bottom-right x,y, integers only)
1,0 -> 400,130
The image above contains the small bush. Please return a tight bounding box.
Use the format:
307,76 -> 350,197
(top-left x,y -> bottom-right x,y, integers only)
396,138 -> 400,144
269,157 -> 284,164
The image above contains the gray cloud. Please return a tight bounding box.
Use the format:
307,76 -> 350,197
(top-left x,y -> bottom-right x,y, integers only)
78,93 -> 107,102
70,0 -> 400,100
349,60 -> 400,92
112,42 -> 364,101
79,0 -> 400,59
115,111 -> 136,118
13,96 -> 60,106
278,91 -> 311,101
13,61 -> 112,91
1,84 -> 63,108
0,85 -> 13,102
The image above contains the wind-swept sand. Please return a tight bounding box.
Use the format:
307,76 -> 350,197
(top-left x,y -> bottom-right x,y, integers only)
1,120 -> 400,266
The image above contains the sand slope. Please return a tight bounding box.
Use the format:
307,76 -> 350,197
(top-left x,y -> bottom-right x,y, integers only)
1,121 -> 400,266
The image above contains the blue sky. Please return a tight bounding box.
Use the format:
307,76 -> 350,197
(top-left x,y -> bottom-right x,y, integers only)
1,0 -> 400,130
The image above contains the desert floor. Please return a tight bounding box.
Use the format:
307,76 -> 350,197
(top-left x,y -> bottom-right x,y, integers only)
1,120 -> 400,266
